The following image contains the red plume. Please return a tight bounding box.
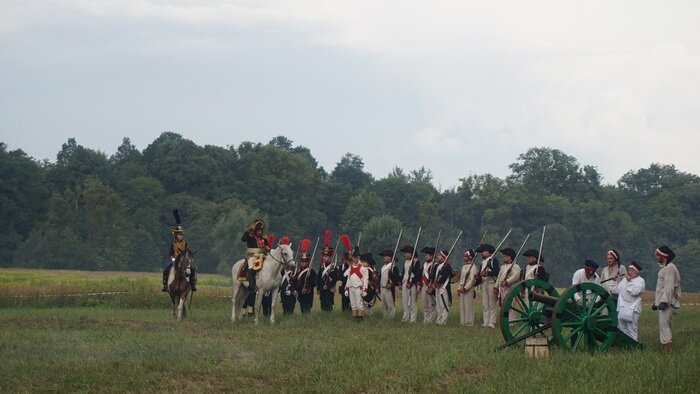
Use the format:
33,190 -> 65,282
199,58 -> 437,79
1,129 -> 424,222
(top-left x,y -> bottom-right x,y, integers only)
324,229 -> 332,248
267,234 -> 276,247
301,239 -> 311,254
280,236 -> 290,245
340,234 -> 352,252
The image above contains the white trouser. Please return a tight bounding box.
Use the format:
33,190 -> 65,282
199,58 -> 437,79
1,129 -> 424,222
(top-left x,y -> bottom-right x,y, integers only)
422,286 -> 436,323
435,288 -> 450,325
402,284 -> 417,322
381,287 -> 395,319
459,289 -> 475,326
482,279 -> 497,326
658,308 -> 673,344
349,287 -> 364,311
618,311 -> 640,341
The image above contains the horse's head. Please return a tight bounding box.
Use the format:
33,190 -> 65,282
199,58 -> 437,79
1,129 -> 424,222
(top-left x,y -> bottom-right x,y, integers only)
176,249 -> 194,273
278,243 -> 296,269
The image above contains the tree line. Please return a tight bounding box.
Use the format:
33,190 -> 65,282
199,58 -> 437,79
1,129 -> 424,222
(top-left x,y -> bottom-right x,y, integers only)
1,133 -> 698,291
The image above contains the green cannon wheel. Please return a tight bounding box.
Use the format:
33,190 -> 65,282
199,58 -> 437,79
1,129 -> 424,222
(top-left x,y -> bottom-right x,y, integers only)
499,279 -> 559,345
552,282 -> 618,352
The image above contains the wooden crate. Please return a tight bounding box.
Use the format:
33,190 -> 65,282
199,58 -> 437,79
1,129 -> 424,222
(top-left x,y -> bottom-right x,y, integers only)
524,336 -> 550,358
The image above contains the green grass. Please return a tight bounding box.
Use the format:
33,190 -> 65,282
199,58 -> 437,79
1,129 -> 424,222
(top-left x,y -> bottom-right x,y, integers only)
1,269 -> 698,393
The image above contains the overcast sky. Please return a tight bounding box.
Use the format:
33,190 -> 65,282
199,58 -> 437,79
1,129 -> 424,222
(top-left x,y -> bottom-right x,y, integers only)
1,1 -> 699,188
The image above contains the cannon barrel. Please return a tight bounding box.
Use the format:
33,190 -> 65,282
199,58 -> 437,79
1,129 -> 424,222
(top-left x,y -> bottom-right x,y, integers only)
530,292 -> 559,307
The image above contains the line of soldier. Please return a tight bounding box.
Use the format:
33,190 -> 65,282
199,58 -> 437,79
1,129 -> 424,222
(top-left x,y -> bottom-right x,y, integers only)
166,217 -> 682,352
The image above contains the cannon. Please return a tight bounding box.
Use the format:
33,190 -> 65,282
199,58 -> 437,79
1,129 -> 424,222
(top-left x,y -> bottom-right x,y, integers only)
496,279 -> 643,352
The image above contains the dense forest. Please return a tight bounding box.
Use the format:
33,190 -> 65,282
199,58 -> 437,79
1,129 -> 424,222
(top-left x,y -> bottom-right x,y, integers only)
1,133 -> 698,291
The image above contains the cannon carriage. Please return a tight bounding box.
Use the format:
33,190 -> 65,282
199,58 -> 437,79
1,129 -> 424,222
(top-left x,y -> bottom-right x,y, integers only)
497,279 -> 643,352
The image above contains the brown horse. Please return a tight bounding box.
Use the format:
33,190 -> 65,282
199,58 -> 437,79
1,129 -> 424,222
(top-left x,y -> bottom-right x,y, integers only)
167,248 -> 194,320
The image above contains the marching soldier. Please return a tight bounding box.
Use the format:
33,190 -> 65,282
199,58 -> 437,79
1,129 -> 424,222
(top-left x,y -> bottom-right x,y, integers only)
652,245 -> 681,353
317,230 -> 337,312
361,253 -> 378,316
293,239 -> 316,314
457,249 -> 478,326
496,247 -> 521,306
476,244 -> 499,328
241,219 -> 271,313
522,249 -> 549,281
344,246 -> 368,322
162,210 -> 196,292
421,246 -> 437,324
400,245 -> 421,323
379,249 -> 402,319
601,249 -> 626,299
432,250 -> 453,326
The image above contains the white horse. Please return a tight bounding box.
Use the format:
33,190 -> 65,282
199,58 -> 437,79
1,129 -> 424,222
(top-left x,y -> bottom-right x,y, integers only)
231,243 -> 296,325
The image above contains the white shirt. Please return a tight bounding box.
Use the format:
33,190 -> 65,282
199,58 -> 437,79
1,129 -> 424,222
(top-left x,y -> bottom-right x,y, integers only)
572,268 -> 600,302
615,276 -> 645,314
601,264 -> 627,294
459,263 -> 477,290
344,264 -> 369,289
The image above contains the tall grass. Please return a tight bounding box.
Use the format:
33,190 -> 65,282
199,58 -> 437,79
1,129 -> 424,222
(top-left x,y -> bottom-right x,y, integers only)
1,269 -> 698,393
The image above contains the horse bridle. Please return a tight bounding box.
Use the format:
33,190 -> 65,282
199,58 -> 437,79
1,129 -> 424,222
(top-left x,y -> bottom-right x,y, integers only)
267,246 -> 296,268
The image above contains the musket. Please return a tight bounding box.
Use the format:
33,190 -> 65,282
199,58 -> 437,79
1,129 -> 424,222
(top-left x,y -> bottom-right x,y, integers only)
387,228 -> 404,287
504,233 -> 530,279
357,232 -> 362,251
406,227 -> 422,308
440,230 -> 463,289
435,230 -> 463,313
498,233 -> 530,306
535,226 -> 546,277
601,273 -> 625,284
322,236 -> 343,280
482,229 -> 513,276
424,229 -> 441,292
303,237 -> 320,292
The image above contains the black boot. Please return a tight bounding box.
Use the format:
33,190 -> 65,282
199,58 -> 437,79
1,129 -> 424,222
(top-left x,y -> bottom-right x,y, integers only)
246,268 -> 257,308
161,265 -> 170,292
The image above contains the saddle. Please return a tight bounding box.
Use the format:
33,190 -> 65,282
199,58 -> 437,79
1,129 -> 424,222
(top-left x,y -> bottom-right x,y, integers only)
237,264 -> 261,282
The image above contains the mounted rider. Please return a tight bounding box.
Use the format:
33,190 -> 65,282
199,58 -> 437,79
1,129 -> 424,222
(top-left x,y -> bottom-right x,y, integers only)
241,219 -> 272,309
162,210 -> 196,292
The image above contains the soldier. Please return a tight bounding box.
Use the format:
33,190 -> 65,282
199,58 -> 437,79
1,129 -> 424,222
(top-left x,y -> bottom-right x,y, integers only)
457,249 -> 478,326
361,253 -> 378,316
432,250 -> 453,326
522,249 -> 549,281
572,259 -> 600,303
476,244 -> 499,328
652,245 -> 681,353
400,245 -> 421,323
601,249 -> 626,300
241,219 -> 271,313
379,249 -> 402,319
421,246 -> 437,324
344,247 -> 368,322
496,247 -> 521,307
293,240 -> 316,314
317,230 -> 337,312
338,252 -> 351,312
162,211 -> 196,292
615,261 -> 645,341
280,266 -> 296,315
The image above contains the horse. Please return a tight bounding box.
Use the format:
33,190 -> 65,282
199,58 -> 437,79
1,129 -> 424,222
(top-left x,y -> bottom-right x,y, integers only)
167,248 -> 195,320
231,243 -> 296,325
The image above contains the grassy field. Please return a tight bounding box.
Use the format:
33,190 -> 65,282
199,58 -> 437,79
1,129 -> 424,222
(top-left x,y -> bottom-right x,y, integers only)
1,268 -> 698,393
